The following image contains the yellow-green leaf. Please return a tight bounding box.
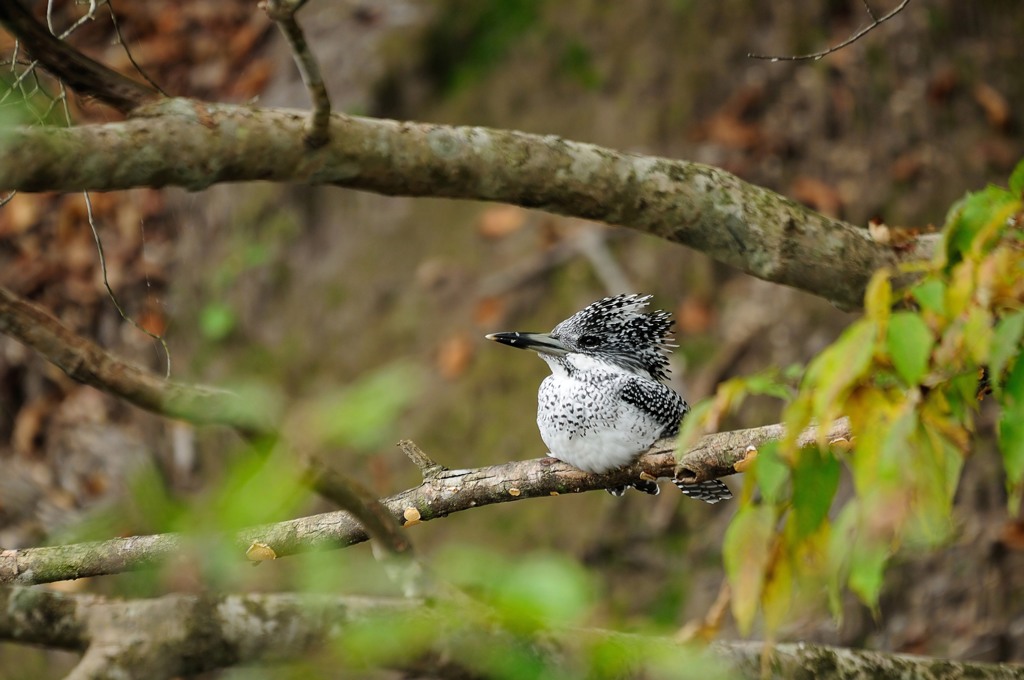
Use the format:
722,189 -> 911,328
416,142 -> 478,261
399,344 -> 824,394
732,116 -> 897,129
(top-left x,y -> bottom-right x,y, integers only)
963,307 -> 994,366
805,320 -> 877,425
864,269 -> 892,327
723,504 -> 776,635
761,549 -> 792,636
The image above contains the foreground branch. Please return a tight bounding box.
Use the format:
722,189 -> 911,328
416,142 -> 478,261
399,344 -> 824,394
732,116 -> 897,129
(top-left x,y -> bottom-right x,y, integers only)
1,586 -> 1018,680
0,419 -> 850,586
0,99 -> 935,308
0,586 -> 419,680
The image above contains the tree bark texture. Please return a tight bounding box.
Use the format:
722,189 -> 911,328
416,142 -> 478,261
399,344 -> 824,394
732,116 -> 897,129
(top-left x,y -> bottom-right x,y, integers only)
0,100 -> 936,308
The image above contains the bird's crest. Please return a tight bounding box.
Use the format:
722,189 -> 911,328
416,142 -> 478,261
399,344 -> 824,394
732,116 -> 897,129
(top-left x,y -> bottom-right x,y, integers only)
552,294 -> 676,381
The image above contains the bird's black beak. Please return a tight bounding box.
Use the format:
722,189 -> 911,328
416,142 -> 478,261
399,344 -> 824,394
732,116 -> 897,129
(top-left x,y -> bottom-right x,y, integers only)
485,331 -> 569,356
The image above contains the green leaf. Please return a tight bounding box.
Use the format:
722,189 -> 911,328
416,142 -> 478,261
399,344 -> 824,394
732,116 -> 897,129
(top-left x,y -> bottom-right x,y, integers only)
306,363 -> 424,452
743,368 -> 795,401
886,312 -> 934,385
848,538 -> 889,611
753,442 -> 789,505
826,503 -> 857,619
911,279 -> 946,316
991,311 -> 1024,389
492,554 -> 594,629
199,302 -> 236,341
675,399 -> 712,455
723,504 -> 776,634
790,448 -> 841,540
999,356 -> 1024,486
1009,157 -> 1024,195
944,185 -> 1017,261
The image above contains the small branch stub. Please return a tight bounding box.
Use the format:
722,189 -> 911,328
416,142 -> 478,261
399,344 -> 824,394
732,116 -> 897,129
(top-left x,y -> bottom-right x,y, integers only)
399,440 -> 445,480
262,0 -> 331,147
245,542 -> 278,563
734,445 -> 759,473
402,507 -> 421,527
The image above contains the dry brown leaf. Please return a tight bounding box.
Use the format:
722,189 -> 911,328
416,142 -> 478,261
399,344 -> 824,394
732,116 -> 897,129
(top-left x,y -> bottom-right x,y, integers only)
927,65 -> 958,104
12,396 -> 54,456
473,296 -> 507,328
676,296 -> 714,335
999,520 -> 1024,551
477,205 -> 528,239
137,307 -> 168,337
791,176 -> 843,218
702,114 -> 761,151
437,333 -> 474,380
230,58 -> 274,100
890,152 -> 924,183
0,193 -> 48,237
973,82 -> 1010,130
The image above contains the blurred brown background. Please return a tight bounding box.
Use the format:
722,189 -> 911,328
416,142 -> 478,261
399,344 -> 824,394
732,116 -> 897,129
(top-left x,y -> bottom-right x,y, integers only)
0,0 -> 1022,674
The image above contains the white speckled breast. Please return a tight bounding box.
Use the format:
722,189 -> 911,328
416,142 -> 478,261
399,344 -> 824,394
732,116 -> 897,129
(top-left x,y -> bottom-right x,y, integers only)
536,354 -> 677,473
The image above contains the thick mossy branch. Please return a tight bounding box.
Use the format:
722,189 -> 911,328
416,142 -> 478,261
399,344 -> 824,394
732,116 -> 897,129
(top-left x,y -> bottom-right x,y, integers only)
0,100 -> 934,308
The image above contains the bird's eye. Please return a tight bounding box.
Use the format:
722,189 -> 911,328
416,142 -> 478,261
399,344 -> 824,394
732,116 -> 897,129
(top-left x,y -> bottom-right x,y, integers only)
578,335 -> 601,349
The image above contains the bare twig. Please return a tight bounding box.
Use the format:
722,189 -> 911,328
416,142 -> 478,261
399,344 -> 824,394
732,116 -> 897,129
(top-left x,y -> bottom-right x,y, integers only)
0,419 -> 849,586
0,0 -> 159,113
262,0 -> 331,147
749,0 -> 912,62
105,0 -> 168,96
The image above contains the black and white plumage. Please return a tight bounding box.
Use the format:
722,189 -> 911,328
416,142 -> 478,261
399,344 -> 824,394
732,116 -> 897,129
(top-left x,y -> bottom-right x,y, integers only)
486,294 -> 732,503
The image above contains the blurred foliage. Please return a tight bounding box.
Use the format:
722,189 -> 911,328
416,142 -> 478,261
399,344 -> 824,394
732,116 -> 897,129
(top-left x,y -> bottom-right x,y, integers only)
683,159 -> 1024,636
312,564 -> 739,680
424,0 -> 542,93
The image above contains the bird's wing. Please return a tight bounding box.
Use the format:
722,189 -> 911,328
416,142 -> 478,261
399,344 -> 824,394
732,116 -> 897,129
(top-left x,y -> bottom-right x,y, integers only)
619,376 -> 688,438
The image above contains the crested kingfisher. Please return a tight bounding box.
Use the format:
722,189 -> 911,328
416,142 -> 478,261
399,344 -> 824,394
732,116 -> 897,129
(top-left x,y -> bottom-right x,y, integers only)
487,294 -> 732,503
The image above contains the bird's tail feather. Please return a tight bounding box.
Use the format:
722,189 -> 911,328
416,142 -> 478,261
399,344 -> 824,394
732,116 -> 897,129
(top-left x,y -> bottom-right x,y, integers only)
672,478 -> 732,504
